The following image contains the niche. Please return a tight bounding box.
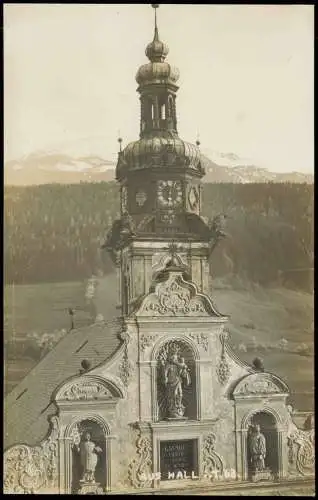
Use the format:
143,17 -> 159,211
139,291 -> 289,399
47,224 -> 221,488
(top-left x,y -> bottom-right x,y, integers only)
156,340 -> 197,421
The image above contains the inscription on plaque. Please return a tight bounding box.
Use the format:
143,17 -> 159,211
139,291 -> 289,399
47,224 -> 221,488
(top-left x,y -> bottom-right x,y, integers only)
160,439 -> 197,480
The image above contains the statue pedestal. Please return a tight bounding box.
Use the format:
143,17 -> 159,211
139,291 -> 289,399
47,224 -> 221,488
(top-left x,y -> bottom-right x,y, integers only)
165,417 -> 188,421
251,469 -> 273,482
78,481 -> 104,495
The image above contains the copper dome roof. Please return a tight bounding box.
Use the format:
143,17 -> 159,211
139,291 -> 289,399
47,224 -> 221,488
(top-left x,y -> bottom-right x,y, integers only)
136,11 -> 179,87
145,29 -> 169,63
116,133 -> 205,180
124,135 -> 200,164
136,61 -> 179,86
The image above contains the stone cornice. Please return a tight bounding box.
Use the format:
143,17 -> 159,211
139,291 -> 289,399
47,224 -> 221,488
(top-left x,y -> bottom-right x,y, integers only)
135,316 -> 228,325
56,400 -> 120,411
150,419 -> 221,433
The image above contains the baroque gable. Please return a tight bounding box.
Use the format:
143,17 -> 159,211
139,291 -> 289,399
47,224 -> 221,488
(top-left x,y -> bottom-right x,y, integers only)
135,270 -> 225,318
232,372 -> 289,399
54,375 -> 124,403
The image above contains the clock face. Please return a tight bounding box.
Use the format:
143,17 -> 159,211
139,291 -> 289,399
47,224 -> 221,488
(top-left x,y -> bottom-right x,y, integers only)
121,186 -> 128,212
188,186 -> 199,211
157,180 -> 182,208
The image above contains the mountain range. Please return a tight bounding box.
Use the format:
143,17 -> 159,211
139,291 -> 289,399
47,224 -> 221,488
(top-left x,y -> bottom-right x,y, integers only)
4,150 -> 314,186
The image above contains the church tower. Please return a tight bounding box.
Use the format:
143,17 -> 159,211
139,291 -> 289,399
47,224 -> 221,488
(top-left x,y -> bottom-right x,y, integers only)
5,6 -> 307,496
106,5 -> 218,317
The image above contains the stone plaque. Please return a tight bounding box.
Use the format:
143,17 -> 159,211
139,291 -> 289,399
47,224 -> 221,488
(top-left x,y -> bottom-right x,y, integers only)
160,439 -> 197,481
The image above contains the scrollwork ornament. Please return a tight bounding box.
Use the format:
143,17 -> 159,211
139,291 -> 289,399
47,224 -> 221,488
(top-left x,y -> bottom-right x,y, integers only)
216,358 -> 230,386
118,327 -> 130,344
118,347 -> 134,387
78,484 -> 104,495
189,333 -> 209,352
288,429 -> 315,476
140,334 -> 158,352
216,331 -> 230,385
140,272 -> 222,317
128,427 -> 153,489
4,416 -> 60,494
202,433 -> 224,480
61,382 -> 113,401
237,379 -> 280,395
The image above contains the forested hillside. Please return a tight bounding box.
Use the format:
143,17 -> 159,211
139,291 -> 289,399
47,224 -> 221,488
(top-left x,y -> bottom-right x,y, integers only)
4,182 -> 313,291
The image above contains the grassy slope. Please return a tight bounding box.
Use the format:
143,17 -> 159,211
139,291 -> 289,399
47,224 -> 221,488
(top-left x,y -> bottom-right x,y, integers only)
212,279 -> 314,411
4,281 -> 93,394
4,278 -> 314,411
4,281 -> 92,341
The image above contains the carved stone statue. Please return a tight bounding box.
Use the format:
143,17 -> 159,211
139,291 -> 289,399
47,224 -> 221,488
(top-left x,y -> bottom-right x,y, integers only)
120,211 -> 136,238
76,432 -> 103,483
163,353 -> 191,418
249,425 -> 267,472
210,213 -> 228,239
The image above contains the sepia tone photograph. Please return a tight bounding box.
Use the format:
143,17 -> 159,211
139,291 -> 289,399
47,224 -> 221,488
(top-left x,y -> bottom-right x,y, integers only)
3,3 -> 314,495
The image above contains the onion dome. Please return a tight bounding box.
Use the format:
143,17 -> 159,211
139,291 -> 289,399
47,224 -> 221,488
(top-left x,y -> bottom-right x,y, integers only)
116,133 -> 205,180
146,22 -> 169,63
136,5 -> 179,86
122,134 -> 201,168
136,62 -> 179,86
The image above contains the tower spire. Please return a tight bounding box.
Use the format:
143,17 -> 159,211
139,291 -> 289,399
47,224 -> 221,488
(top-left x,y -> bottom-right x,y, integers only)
152,4 -> 159,40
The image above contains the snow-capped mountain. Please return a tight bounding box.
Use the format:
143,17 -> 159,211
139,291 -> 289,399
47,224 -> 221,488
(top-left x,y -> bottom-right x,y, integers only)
4,150 -> 314,186
200,150 -> 314,184
4,152 -> 116,186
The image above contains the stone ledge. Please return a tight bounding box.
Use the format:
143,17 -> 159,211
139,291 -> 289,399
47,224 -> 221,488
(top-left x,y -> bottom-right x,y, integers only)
108,477 -> 315,496
150,418 -> 224,433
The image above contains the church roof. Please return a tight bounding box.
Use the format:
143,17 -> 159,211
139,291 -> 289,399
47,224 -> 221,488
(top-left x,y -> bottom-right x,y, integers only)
116,133 -> 204,180
136,61 -> 179,86
4,317 -> 122,451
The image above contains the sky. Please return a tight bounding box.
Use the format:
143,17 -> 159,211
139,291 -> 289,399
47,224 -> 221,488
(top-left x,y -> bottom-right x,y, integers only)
3,4 -> 314,173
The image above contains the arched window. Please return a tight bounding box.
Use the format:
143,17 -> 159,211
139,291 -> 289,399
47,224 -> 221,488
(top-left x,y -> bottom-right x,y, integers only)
147,98 -> 154,122
168,96 -> 174,119
161,103 -> 166,120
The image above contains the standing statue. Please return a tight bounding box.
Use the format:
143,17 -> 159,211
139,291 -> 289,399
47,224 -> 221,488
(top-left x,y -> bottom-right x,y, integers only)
249,425 -> 267,472
163,353 -> 191,418
209,213 -> 228,239
77,432 -> 103,483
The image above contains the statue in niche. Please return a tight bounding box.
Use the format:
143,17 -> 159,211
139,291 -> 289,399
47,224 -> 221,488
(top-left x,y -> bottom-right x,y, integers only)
162,348 -> 191,419
249,424 -> 267,472
75,432 -> 103,483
